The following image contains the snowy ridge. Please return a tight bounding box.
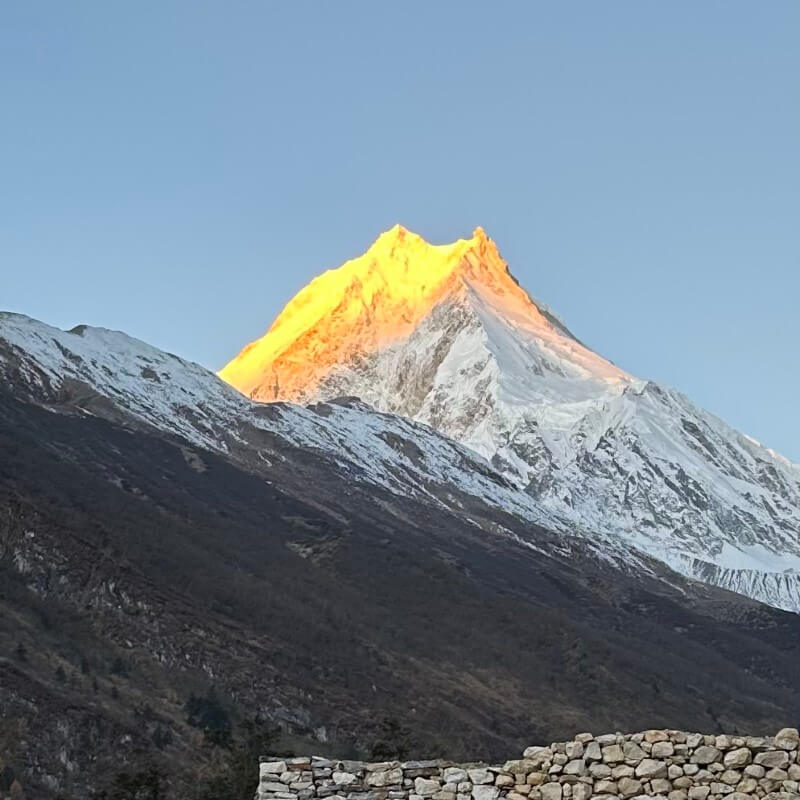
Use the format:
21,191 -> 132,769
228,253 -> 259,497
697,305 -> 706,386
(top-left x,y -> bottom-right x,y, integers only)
0,311 -> 579,546
219,227 -> 800,612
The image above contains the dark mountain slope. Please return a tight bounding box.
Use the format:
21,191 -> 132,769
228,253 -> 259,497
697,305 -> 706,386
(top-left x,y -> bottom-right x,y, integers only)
1,388 -> 800,798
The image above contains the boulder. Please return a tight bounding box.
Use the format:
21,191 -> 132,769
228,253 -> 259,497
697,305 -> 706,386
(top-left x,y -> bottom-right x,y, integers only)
471,786 -> 499,800
415,778 -> 441,797
602,745 -> 624,764
650,778 -> 672,794
617,777 -> 643,797
724,749 -> 752,769
755,752 -> 790,769
539,783 -> 562,800
563,761 -> 587,777
468,771 -> 494,787
651,743 -> 675,759
691,747 -> 722,766
585,743 -> 602,763
634,760 -> 668,780
623,743 -> 648,763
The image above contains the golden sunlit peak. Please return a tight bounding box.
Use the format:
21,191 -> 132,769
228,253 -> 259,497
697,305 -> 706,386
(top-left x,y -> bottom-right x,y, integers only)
219,224 -> 547,402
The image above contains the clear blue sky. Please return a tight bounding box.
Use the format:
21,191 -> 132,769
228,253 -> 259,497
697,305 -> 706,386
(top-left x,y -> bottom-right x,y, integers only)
2,2 -> 799,459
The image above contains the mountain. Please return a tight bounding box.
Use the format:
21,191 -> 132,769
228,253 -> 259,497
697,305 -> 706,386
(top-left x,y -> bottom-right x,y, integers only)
3,310 -> 800,798
220,226 -> 800,612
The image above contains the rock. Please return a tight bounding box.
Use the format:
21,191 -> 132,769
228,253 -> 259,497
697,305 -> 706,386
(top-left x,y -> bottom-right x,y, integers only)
634,760 -> 667,780
433,793 -> 455,800
618,777 -> 643,797
650,778 -> 672,793
651,743 -> 675,759
566,743 -> 585,760
260,781 -> 291,792
415,779 -> 441,797
527,774 -> 547,786
539,783 -> 562,800
744,764 -> 766,778
668,791 -> 687,800
688,789 -> 710,800
624,743 -> 648,763
736,778 -> 758,793
505,761 -> 541,774
468,771 -> 494,787
585,743 -> 602,763
575,734 -> 594,744
789,764 -> 800,781
471,787 -> 499,800
602,745 -> 624,764
508,793 -> 530,800
745,737 -> 769,751
595,735 -> 618,746
765,768 -> 789,781
775,732 -> 800,752
524,747 -> 552,760
645,731 -> 670,744
588,764 -> 612,779
724,748 -> 752,768
563,761 -> 587,777
594,780 -> 617,794
755,752 -> 790,769
667,766 -> 683,780
262,761 -> 289,775
334,773 -> 360,787
444,770 -> 469,785
775,729 -> 800,746
571,784 -> 590,800
686,735 -> 704,750
682,765 -> 699,777
611,765 -> 635,779
672,777 -> 692,789
714,736 -> 733,751
720,769 -> 741,785
367,770 -> 403,787
692,747 -> 722,766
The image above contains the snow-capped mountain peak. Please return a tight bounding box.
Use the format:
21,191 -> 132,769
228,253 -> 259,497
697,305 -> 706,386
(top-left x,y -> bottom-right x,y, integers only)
219,226 -> 631,407
220,227 -> 800,612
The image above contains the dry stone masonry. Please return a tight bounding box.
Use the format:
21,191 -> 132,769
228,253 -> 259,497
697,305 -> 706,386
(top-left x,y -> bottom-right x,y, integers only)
257,729 -> 800,800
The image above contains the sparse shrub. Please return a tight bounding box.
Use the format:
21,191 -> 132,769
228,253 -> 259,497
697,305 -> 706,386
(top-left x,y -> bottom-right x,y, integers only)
185,689 -> 232,747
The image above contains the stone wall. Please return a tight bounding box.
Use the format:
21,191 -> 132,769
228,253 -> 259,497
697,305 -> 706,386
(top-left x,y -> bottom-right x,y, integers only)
258,729 -> 800,800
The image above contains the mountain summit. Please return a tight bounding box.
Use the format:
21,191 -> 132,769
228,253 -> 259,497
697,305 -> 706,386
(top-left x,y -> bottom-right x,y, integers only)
219,226 -> 629,404
221,227 -> 800,611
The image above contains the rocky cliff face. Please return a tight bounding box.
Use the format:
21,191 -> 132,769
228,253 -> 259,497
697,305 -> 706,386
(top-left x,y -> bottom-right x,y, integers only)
220,227 -> 800,612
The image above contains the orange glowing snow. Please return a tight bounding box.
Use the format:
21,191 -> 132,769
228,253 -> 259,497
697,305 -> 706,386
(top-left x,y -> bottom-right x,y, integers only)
219,225 -> 626,402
